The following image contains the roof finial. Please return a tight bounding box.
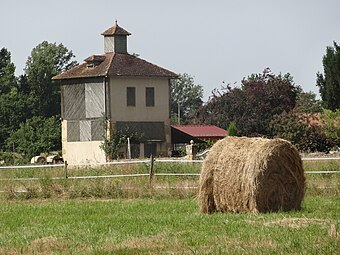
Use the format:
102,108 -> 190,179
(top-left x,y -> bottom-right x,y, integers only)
115,19 -> 118,26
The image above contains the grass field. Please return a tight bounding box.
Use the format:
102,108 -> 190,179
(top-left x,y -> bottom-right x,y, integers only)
0,196 -> 339,254
0,160 -> 339,254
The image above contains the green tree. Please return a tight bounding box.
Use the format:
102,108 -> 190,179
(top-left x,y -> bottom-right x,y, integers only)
227,121 -> 239,136
316,41 -> 340,111
319,108 -> 340,142
170,73 -> 203,124
25,41 -> 77,117
0,48 -> 16,94
101,127 -> 142,160
0,89 -> 31,149
5,116 -> 61,159
16,74 -> 30,95
271,91 -> 335,152
294,90 -> 322,114
0,48 -> 31,149
271,111 -> 334,152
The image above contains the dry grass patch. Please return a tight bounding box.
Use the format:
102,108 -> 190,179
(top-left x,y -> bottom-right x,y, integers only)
0,236 -> 70,255
262,217 -> 332,229
105,232 -> 188,254
26,236 -> 69,254
109,232 -> 168,250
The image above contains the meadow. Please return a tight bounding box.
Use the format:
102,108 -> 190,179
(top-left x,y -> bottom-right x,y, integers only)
0,159 -> 339,254
0,196 -> 339,254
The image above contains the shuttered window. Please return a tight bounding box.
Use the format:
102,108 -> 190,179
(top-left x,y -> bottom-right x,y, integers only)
146,87 -> 155,107
127,87 -> 136,106
67,119 -> 103,142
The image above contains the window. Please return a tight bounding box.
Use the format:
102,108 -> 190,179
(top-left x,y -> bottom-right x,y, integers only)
67,119 -> 103,142
127,87 -> 136,106
146,87 -> 155,107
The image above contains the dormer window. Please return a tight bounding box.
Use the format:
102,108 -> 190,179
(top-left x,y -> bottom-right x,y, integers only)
84,55 -> 105,68
87,63 -> 95,68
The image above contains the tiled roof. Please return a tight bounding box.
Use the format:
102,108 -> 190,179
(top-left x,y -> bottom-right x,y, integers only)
101,21 -> 131,36
171,125 -> 228,138
107,53 -> 177,77
52,53 -> 177,80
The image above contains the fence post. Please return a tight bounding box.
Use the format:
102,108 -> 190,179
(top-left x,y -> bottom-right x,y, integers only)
148,154 -> 154,188
64,160 -> 68,179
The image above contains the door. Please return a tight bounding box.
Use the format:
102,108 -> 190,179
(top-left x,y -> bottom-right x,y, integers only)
144,143 -> 157,158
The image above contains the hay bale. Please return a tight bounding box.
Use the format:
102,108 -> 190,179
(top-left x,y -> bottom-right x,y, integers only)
199,137 -> 305,213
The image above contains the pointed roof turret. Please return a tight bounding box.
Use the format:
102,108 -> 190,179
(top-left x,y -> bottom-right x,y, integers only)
101,20 -> 131,53
101,20 -> 131,36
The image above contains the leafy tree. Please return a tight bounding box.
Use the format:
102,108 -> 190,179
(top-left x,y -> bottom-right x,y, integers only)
25,41 -> 77,117
16,74 -> 30,95
271,91 -> 335,152
196,85 -> 245,129
170,73 -> 203,124
316,41 -> 340,111
197,68 -> 298,136
5,116 -> 61,159
0,89 -> 31,149
319,108 -> 340,143
294,90 -> 322,114
240,68 -> 298,135
271,111 -> 335,152
100,127 -> 142,160
0,48 -> 16,94
0,152 -> 27,165
0,48 -> 31,149
227,121 -> 240,136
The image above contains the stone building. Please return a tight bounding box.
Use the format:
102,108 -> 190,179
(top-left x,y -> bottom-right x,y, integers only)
53,21 -> 177,164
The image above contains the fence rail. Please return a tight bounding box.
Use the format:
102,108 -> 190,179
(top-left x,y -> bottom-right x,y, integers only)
0,157 -> 340,183
0,157 -> 339,194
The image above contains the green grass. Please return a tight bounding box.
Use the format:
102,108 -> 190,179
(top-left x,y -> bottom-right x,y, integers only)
303,159 -> 340,172
0,160 -> 339,254
0,195 -> 339,254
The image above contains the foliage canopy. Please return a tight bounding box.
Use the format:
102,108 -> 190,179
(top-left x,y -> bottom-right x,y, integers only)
5,116 -> 61,159
316,41 -> 340,111
170,73 -> 203,124
197,68 -> 298,137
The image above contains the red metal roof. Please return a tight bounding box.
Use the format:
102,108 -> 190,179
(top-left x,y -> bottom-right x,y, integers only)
171,125 -> 227,138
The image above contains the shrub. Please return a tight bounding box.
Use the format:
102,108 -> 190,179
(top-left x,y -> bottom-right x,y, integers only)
5,116 -> 61,159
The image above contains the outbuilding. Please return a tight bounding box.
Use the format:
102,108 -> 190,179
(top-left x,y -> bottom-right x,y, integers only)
53,21 -> 177,164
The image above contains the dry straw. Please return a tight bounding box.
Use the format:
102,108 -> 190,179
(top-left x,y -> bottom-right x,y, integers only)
199,137 -> 305,213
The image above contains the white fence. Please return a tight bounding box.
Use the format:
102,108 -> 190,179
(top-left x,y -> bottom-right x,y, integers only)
0,157 -> 339,194
0,157 -> 340,182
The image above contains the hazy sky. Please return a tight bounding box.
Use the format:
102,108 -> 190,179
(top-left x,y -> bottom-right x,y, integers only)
1,0 -> 339,100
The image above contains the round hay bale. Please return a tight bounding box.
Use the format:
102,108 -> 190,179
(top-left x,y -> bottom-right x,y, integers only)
199,136 -> 305,213
30,156 -> 47,164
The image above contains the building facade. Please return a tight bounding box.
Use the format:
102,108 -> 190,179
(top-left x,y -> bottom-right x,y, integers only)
53,21 -> 177,164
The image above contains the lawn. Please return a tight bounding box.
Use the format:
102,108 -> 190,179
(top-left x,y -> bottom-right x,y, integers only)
0,195 -> 339,254
0,159 -> 339,254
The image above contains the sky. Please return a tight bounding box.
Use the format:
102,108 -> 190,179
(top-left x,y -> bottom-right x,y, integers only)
1,0 -> 339,100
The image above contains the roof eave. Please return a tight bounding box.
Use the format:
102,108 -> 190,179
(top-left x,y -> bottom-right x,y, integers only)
109,74 -> 178,79
52,74 -> 106,80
